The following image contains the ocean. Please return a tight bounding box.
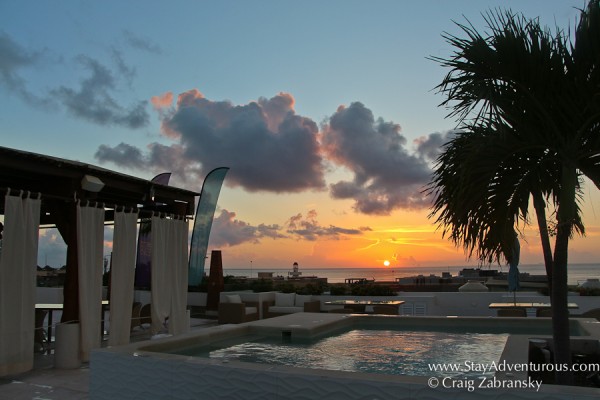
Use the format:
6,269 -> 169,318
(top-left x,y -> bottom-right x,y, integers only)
222,263 -> 600,285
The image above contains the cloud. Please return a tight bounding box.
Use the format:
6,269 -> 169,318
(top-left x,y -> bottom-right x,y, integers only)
208,208 -> 369,247
95,141 -> 201,182
414,130 -> 457,163
0,31 -> 50,107
111,48 -> 136,86
321,102 -> 452,215
95,142 -> 146,169
37,227 -> 116,268
208,209 -> 285,247
122,30 -> 162,54
96,90 -> 326,192
94,92 -> 455,214
0,32 -> 150,129
51,55 -> 149,128
285,209 -> 367,241
37,229 -> 67,267
151,91 -> 174,110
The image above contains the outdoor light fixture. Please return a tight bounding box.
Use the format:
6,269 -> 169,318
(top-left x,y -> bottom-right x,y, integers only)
81,175 -> 105,192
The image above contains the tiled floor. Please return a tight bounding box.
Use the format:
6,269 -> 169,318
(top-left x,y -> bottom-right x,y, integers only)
0,318 -> 218,400
0,354 -> 90,400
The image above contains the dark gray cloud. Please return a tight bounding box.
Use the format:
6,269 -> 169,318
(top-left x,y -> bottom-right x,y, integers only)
322,102 -> 450,215
97,90 -> 326,192
0,32 -> 150,129
208,209 -> 285,247
95,142 -> 146,169
122,30 -> 162,54
95,141 -> 200,182
207,208 -> 369,247
51,55 -> 149,128
167,90 -> 326,192
0,31 -> 50,107
414,130 -> 457,163
111,48 -> 136,86
95,94 -> 454,214
285,209 -> 367,241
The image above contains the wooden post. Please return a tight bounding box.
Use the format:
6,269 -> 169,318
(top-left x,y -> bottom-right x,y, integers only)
206,250 -> 224,311
52,202 -> 79,324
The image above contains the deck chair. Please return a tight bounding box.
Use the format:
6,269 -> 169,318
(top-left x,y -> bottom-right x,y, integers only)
373,305 -> 398,315
329,308 -> 353,313
536,308 -> 553,317
497,308 -> 527,317
139,303 -> 152,329
581,308 -> 600,321
131,302 -> 142,331
34,310 -> 48,352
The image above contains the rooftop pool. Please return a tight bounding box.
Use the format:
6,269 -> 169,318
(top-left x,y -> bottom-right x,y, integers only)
91,314 -> 600,400
168,329 -> 509,378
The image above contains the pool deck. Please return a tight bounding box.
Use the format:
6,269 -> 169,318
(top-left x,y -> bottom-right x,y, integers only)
95,314 -> 600,400
0,318 -> 218,400
3,314 -> 600,399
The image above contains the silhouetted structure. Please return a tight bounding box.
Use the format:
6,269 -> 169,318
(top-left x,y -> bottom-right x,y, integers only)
206,250 -> 224,311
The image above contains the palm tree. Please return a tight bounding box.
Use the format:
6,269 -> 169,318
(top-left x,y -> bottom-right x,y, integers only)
429,1 -> 600,385
428,124 -> 562,281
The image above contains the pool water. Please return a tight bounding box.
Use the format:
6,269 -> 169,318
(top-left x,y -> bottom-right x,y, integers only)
175,329 -> 508,377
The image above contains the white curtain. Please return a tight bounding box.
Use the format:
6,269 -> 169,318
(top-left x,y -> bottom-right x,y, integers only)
169,218 -> 189,335
150,216 -> 170,334
77,203 -> 105,362
108,210 -> 138,346
0,193 -> 41,376
151,216 -> 189,335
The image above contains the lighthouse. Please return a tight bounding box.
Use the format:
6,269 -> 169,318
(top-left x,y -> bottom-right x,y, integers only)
288,262 -> 302,279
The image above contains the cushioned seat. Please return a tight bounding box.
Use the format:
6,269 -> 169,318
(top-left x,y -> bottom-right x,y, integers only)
373,305 -> 398,315
244,307 -> 258,315
218,294 -> 259,324
268,306 -> 301,314
497,308 -> 527,317
264,293 -> 320,318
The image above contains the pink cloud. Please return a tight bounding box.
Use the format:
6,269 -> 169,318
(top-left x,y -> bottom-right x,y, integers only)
176,88 -> 205,107
150,91 -> 174,110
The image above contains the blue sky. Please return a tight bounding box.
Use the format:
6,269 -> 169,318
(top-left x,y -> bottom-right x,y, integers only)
2,0 -> 598,270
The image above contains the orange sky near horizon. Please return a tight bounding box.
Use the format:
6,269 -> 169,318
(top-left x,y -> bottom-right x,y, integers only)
211,179 -> 600,270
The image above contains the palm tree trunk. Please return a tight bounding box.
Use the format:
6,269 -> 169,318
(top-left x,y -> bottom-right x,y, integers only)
551,163 -> 577,385
531,191 -> 553,293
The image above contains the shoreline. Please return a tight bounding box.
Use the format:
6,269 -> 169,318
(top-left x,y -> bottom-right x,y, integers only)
222,263 -> 600,286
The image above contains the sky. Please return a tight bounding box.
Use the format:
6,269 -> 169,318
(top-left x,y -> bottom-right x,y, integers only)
1,0 -> 599,271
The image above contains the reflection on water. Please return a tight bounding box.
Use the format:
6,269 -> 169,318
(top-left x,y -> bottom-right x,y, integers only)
199,329 -> 508,377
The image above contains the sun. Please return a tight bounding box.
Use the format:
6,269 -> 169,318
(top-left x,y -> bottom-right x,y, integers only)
383,260 -> 390,267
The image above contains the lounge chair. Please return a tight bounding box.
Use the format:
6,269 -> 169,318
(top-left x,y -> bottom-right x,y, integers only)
537,308 -> 573,318
581,308 -> 600,321
218,295 -> 259,324
328,308 -> 354,313
131,302 -> 142,331
497,308 -> 527,317
139,303 -> 152,329
373,305 -> 398,315
263,293 -> 321,318
536,308 -> 553,317
34,310 -> 48,352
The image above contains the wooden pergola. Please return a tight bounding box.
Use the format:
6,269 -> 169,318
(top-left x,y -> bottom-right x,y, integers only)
0,146 -> 198,322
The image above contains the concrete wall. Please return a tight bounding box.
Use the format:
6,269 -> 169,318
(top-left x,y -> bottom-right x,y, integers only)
35,288 -> 597,316
35,287 -> 63,304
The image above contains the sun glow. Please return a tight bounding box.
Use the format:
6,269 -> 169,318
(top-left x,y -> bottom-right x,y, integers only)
383,260 -> 390,267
